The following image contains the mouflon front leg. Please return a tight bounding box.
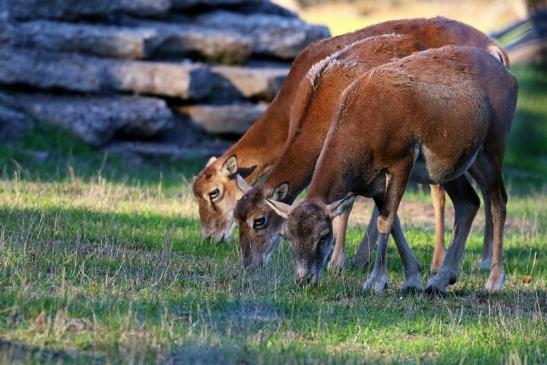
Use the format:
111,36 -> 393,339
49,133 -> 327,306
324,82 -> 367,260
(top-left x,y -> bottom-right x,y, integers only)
391,214 -> 423,292
354,185 -> 446,277
328,207 -> 352,271
352,206 -> 423,292
362,228 -> 389,293
363,156 -> 415,293
351,206 -> 379,270
425,175 -> 479,294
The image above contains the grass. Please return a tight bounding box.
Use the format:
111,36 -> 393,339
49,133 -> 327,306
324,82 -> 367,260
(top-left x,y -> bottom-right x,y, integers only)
505,66 -> 547,178
0,164 -> 545,365
0,69 -> 546,365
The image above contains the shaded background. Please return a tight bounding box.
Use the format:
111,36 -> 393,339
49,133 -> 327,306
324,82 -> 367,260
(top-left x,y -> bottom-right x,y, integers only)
290,0 -> 547,178
0,0 -> 329,159
0,0 -> 545,180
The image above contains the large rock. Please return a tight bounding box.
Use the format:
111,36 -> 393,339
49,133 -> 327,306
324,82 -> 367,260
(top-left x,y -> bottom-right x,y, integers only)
0,46 -> 102,92
6,0 -> 297,21
7,0 -> 171,21
106,60 -> 217,100
5,20 -> 253,63
105,141 -> 229,160
175,103 -> 266,134
194,11 -> 330,59
212,65 -> 288,100
172,0 -> 297,17
0,104 -> 33,140
225,0 -> 297,17
130,21 -> 253,64
0,47 -> 217,100
6,20 -> 157,59
6,93 -> 174,146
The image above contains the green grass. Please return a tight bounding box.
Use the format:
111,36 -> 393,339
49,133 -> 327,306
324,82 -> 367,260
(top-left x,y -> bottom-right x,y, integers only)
0,66 -> 546,364
505,66 -> 547,178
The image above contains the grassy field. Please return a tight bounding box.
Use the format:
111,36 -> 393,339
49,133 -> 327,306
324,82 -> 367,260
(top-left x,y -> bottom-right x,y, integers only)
0,69 -> 546,365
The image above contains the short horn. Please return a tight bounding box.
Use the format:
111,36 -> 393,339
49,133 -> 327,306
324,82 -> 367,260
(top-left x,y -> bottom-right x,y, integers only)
235,174 -> 252,193
206,156 -> 217,167
264,198 -> 291,219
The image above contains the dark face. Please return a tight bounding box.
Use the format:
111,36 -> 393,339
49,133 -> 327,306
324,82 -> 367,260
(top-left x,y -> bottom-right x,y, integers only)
284,202 -> 334,285
235,189 -> 285,268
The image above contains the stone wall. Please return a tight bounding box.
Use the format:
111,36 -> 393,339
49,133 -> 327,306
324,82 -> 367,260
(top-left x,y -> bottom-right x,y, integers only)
0,0 -> 329,158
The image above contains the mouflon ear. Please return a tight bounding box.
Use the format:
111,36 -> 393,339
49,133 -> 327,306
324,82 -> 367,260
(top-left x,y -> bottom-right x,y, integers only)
235,174 -> 252,193
206,156 -> 217,167
271,182 -> 289,201
264,198 -> 292,219
327,194 -> 357,219
221,155 -> 238,177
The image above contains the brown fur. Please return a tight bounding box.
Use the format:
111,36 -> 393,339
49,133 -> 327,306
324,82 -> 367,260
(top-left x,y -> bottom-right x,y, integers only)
282,46 -> 517,293
234,30 -> 504,269
235,33 -> 426,266
193,17 -> 507,242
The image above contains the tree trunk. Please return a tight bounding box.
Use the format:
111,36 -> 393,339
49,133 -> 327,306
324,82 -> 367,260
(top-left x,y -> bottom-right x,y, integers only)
527,0 -> 547,13
527,0 -> 547,65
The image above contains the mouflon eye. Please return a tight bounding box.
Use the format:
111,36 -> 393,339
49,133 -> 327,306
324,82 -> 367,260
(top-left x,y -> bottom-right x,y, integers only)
318,234 -> 329,246
208,189 -> 220,201
253,216 -> 267,230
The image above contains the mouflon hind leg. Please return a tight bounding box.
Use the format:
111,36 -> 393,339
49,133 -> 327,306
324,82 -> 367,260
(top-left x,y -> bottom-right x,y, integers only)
425,175 -> 479,295
430,184 -> 447,274
469,164 -> 494,271
485,177 -> 507,293
473,155 -> 508,293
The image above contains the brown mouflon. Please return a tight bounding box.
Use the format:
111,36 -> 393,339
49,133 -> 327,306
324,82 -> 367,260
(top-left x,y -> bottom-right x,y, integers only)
234,34 -> 430,280
234,32 -> 506,280
192,17 -> 507,246
266,46 -> 517,294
